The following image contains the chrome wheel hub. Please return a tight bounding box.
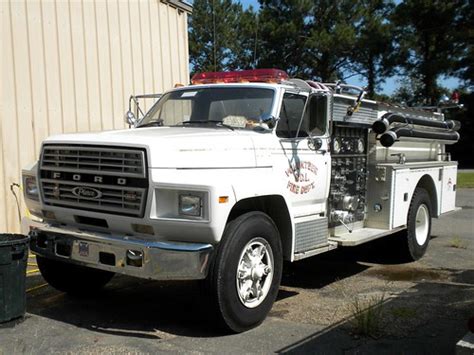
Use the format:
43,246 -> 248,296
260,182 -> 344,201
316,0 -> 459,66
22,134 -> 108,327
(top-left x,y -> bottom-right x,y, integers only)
236,237 -> 274,308
415,204 -> 429,245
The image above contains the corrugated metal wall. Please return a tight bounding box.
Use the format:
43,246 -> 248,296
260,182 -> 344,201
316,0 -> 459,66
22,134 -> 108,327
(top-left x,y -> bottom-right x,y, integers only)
0,0 -> 190,233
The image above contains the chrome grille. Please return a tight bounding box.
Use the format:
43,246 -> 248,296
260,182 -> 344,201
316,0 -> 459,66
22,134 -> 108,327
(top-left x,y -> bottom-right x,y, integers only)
40,145 -> 148,217
41,145 -> 145,178
41,180 -> 146,216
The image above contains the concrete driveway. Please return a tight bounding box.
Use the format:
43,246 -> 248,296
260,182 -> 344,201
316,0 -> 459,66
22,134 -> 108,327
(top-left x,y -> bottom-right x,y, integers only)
1,189 -> 473,354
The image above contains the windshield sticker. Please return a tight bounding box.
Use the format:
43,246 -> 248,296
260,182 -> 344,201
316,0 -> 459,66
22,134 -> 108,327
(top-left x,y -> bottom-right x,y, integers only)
181,91 -> 198,97
285,161 -> 318,194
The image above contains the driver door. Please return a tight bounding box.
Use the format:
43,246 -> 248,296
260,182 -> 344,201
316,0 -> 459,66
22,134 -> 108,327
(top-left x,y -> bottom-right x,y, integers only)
275,92 -> 331,218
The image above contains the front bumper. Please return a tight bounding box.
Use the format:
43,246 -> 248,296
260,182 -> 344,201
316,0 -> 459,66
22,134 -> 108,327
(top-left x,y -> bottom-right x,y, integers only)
24,219 -> 214,280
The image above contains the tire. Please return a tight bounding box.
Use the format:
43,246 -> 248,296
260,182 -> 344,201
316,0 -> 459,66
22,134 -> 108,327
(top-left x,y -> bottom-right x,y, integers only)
37,256 -> 114,295
207,212 -> 283,333
401,187 -> 432,261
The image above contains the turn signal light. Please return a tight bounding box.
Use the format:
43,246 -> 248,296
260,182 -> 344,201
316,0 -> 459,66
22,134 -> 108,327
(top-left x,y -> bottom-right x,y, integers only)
219,196 -> 229,204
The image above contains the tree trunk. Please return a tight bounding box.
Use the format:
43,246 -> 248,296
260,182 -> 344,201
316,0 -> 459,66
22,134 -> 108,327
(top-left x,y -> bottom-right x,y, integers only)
421,32 -> 438,105
367,56 -> 376,99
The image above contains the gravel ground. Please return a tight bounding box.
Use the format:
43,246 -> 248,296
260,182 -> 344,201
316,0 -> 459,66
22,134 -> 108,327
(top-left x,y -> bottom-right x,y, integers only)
0,189 -> 473,354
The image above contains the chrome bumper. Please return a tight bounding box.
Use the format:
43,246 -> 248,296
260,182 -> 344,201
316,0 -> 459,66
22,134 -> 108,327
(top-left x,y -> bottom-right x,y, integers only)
24,219 -> 214,280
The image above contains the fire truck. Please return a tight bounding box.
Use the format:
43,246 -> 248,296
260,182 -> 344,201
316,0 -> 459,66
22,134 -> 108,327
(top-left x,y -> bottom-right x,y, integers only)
21,69 -> 460,332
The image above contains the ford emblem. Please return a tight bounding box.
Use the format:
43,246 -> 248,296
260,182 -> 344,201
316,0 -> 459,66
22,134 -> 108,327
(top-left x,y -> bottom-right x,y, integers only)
72,186 -> 102,199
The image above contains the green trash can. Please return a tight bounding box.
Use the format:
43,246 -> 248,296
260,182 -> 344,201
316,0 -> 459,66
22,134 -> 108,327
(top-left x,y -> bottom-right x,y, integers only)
0,234 -> 29,323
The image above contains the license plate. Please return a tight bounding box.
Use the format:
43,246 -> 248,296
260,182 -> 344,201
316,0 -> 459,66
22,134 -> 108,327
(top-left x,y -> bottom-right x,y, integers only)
78,242 -> 89,257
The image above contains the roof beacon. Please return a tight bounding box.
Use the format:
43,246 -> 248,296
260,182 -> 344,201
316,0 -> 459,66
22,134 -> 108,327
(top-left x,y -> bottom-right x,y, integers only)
191,69 -> 289,85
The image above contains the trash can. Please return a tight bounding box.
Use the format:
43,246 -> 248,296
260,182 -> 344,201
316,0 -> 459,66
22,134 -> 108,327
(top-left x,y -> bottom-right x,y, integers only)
0,234 -> 29,323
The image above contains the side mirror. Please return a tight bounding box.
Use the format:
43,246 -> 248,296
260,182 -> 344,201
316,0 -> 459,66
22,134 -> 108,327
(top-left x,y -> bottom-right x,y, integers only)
308,137 -> 323,151
125,110 -> 137,127
260,114 -> 278,129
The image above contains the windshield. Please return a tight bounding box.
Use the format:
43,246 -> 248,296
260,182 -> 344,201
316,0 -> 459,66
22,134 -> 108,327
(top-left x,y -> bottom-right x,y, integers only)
137,87 -> 275,130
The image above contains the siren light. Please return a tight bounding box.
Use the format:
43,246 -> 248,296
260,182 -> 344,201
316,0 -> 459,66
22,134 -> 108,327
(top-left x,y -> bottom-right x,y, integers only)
191,69 -> 289,85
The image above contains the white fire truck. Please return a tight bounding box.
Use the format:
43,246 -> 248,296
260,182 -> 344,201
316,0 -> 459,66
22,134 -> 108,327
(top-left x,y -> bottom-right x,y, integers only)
21,69 -> 460,332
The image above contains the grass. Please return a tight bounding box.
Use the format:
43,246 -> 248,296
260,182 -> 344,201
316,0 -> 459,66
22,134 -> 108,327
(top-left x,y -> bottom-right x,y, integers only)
349,294 -> 386,338
448,235 -> 468,249
458,172 -> 474,188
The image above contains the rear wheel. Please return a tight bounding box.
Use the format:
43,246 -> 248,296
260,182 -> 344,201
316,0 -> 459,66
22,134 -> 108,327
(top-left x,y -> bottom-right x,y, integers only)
401,187 -> 432,261
207,212 -> 282,333
37,256 -> 114,295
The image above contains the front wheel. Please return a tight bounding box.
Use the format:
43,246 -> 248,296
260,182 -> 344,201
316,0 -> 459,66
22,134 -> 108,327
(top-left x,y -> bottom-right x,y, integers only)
401,187 -> 432,261
208,212 -> 282,333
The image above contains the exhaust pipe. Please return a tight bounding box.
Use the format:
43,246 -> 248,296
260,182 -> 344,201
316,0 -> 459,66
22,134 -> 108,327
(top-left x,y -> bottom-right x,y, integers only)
380,127 -> 460,147
372,113 -> 460,134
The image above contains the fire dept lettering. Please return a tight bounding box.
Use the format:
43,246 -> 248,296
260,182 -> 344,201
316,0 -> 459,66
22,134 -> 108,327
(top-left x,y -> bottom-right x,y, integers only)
285,161 -> 318,195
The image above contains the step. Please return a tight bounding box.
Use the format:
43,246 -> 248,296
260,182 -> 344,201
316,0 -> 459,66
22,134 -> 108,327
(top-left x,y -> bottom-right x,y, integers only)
329,226 -> 406,246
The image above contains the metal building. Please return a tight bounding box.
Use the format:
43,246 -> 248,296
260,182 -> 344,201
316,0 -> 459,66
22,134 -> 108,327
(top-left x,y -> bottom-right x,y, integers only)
0,0 -> 192,233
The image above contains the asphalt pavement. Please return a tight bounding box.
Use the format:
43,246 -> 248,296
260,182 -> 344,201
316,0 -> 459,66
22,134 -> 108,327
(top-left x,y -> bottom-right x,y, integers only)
1,189 -> 473,354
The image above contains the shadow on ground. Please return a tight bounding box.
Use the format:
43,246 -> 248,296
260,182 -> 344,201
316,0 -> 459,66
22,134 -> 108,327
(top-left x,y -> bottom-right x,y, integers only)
22,234 -> 473,346
23,236 -> 402,339
277,271 -> 474,354
281,231 -> 425,289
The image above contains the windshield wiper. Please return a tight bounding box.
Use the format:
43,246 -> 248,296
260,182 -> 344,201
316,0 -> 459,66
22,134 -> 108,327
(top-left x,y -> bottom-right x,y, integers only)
180,120 -> 234,131
137,120 -> 163,128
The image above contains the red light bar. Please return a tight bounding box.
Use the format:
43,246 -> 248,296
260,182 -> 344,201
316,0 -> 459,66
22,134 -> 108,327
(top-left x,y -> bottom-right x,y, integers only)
191,69 -> 289,85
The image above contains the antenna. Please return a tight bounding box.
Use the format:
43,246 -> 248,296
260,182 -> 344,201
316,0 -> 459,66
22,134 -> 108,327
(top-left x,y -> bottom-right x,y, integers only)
253,14 -> 259,68
212,0 -> 217,71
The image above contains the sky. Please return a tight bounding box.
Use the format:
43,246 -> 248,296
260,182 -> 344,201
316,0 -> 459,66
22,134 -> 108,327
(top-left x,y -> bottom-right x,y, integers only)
188,0 -> 463,95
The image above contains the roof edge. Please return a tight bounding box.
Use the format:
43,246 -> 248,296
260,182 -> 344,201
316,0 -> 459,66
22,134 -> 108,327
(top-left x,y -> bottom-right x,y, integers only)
162,0 -> 192,13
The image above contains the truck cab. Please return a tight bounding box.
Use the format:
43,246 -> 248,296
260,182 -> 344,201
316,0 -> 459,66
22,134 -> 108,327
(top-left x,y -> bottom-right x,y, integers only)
21,69 -> 460,332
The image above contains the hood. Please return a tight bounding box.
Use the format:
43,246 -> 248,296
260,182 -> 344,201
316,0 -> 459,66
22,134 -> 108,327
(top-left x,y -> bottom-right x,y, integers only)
44,127 -> 261,168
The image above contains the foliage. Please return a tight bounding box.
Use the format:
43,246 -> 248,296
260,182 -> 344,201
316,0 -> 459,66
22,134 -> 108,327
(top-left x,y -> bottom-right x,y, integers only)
256,0 -> 313,77
232,6 -> 260,69
349,293 -> 386,338
448,235 -> 468,249
257,0 -> 368,81
349,0 -> 398,98
305,1 -> 367,82
392,0 -> 468,105
446,92 -> 474,168
391,77 -> 452,106
453,0 -> 474,90
188,0 -> 243,74
457,172 -> 474,188
188,0 -> 471,101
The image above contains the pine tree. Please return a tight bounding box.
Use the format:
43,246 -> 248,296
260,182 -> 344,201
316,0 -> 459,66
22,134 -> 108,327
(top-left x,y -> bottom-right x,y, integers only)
305,1 -> 365,82
392,0 -> 467,105
257,0 -> 365,81
188,0 -> 243,74
349,0 -> 398,98
257,0 -> 313,77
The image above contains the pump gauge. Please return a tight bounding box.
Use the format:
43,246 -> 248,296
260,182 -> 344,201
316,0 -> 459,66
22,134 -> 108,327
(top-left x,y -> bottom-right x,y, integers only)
357,138 -> 365,153
333,138 -> 341,154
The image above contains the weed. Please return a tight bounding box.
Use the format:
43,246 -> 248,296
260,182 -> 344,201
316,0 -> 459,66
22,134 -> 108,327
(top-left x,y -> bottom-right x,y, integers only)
349,293 -> 385,338
448,236 -> 467,249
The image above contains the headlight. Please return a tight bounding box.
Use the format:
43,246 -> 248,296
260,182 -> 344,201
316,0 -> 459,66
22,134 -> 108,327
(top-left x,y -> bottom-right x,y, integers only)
23,175 -> 39,200
179,194 -> 202,217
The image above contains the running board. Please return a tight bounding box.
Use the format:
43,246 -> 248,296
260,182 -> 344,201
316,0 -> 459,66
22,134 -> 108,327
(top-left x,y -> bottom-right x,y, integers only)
329,226 -> 406,246
293,242 -> 338,261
